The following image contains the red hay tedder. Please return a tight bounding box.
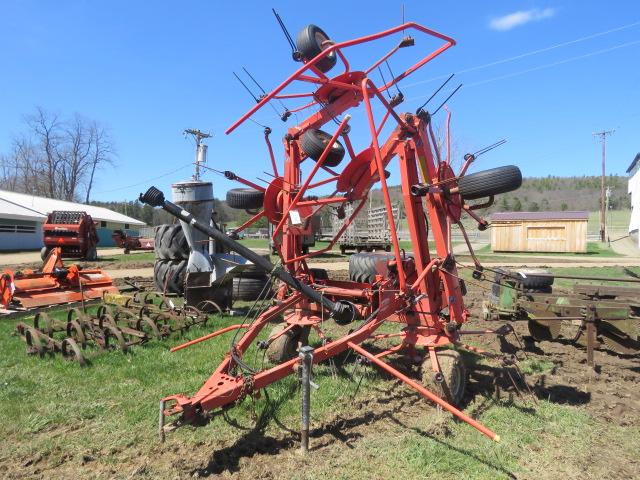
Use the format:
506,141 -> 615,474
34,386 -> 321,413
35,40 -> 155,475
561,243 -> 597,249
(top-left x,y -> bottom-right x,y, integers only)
141,20 -> 522,442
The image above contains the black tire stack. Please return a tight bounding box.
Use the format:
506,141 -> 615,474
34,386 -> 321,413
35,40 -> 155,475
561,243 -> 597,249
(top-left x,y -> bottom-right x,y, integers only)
154,224 -> 189,294
348,252 -> 396,284
232,256 -> 272,302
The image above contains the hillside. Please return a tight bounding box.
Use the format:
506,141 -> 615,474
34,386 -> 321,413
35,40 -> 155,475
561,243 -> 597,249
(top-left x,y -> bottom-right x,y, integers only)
93,175 -> 631,227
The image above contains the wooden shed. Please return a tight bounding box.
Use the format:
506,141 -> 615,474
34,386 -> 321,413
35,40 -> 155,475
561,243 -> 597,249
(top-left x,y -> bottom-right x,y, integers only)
490,211 -> 589,253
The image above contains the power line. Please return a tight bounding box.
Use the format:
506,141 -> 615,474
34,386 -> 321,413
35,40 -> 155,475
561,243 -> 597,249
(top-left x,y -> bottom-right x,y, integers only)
593,129 -> 615,242
94,162 -> 193,194
404,20 -> 640,89
407,39 -> 640,101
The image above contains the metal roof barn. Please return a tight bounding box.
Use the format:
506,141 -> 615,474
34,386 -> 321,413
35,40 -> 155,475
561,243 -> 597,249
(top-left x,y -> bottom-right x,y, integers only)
0,189 -> 145,251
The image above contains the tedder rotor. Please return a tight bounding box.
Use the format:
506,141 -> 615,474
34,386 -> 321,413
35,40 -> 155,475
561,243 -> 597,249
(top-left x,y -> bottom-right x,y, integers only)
140,20 -> 522,442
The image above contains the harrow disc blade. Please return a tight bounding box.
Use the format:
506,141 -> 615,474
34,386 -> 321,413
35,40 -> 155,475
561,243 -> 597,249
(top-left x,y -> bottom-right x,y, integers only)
600,319 -> 640,354
527,319 -> 561,342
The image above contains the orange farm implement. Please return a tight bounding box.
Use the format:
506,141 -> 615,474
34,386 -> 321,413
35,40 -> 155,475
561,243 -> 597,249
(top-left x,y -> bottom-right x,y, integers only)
1,247 -> 117,311
141,20 -> 523,442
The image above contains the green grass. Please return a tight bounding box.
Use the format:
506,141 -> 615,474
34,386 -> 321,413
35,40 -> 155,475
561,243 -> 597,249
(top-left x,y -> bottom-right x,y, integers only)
548,266 -> 640,288
95,251 -> 156,263
2,305 -> 638,477
478,241 -> 621,257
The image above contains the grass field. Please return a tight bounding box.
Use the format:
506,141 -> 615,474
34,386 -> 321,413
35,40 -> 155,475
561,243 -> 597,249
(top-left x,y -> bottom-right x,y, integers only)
477,241 -> 622,257
2,276 -> 639,478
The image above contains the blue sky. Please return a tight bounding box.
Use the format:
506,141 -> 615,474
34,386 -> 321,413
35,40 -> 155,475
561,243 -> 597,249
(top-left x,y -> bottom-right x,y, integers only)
1,1 -> 639,202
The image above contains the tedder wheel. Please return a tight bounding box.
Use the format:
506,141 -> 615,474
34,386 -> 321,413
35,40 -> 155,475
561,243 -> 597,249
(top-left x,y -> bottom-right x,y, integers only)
226,188 -> 265,210
266,323 -> 308,363
301,129 -> 346,167
422,349 -> 466,406
85,246 -> 98,261
458,165 -> 522,200
40,246 -> 51,261
296,24 -> 337,73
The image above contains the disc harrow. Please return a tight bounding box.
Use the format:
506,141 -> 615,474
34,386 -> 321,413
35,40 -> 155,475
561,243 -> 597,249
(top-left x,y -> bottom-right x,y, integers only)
15,294 -> 213,365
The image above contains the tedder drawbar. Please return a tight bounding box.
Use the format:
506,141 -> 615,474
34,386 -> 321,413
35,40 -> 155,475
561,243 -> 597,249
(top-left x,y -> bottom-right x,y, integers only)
141,20 -> 522,441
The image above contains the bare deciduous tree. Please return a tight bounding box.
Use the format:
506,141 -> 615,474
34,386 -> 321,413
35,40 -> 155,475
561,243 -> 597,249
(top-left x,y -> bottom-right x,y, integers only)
0,107 -> 115,202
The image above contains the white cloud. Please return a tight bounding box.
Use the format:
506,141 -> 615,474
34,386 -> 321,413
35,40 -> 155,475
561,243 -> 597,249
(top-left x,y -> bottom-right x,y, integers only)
489,8 -> 556,31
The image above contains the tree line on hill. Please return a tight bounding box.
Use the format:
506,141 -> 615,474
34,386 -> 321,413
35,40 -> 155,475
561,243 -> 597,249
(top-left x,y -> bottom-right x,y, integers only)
88,174 -> 631,227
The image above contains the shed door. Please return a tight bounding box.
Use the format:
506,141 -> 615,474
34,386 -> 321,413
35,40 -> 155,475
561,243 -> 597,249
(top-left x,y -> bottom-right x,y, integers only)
525,226 -> 566,252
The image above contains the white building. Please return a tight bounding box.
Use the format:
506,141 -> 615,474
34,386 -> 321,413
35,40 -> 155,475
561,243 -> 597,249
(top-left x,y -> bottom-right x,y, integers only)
0,189 -> 145,251
628,153 -> 640,247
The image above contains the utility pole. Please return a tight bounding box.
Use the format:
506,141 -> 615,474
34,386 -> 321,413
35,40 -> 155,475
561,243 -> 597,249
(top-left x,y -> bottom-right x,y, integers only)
592,129 -> 614,242
184,129 -> 212,181
605,186 -> 611,244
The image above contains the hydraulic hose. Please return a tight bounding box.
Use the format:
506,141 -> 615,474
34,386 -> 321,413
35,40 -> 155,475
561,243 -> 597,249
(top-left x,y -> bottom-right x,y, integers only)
139,186 -> 355,323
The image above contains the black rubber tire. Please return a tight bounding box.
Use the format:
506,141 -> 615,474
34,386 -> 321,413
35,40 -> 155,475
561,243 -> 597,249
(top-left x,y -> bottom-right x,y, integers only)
40,246 -> 51,261
296,24 -> 337,73
348,252 -> 395,283
309,268 -> 328,281
266,324 -> 303,363
153,259 -> 187,295
510,269 -> 554,289
232,276 -> 272,302
458,165 -> 522,200
422,349 -> 466,406
226,188 -> 265,210
154,224 -> 189,260
301,129 -> 345,167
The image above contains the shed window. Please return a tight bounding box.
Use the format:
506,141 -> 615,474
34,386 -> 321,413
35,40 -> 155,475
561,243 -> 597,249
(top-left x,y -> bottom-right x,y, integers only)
100,221 -> 107,228
124,223 -> 130,229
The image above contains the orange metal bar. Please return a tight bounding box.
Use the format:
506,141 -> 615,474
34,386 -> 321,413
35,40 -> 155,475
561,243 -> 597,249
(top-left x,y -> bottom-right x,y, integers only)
170,324 -> 249,353
348,342 -> 499,441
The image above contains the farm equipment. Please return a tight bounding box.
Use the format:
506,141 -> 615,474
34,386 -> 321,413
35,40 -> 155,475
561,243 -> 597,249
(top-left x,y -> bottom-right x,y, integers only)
42,210 -> 99,261
152,130 -> 257,305
1,247 -> 117,311
334,203 -> 399,254
14,292 -> 211,364
483,269 -> 640,361
141,20 -> 522,442
112,229 -> 154,254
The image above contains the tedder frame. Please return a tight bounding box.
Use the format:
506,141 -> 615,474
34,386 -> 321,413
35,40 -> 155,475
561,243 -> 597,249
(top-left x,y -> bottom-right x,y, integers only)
141,21 -> 522,442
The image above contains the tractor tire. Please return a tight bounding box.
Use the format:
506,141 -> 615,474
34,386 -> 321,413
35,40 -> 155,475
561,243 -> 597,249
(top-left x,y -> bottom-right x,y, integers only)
510,268 -> 554,290
421,349 -> 466,406
301,128 -> 345,167
348,252 -> 395,284
296,24 -> 337,73
458,165 -> 522,200
153,259 -> 187,295
232,275 -> 272,302
266,323 -> 307,363
226,188 -> 265,210
155,224 -> 189,260
309,268 -> 329,281
85,246 -> 98,261
40,246 -> 51,261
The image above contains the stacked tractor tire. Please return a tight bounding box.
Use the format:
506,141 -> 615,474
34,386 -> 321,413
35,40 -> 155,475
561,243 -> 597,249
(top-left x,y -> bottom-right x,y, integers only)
154,224 -> 189,295
232,256 -> 273,302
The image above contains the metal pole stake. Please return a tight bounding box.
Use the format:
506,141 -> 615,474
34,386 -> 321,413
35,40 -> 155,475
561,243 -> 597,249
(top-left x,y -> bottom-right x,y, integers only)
299,345 -> 314,454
